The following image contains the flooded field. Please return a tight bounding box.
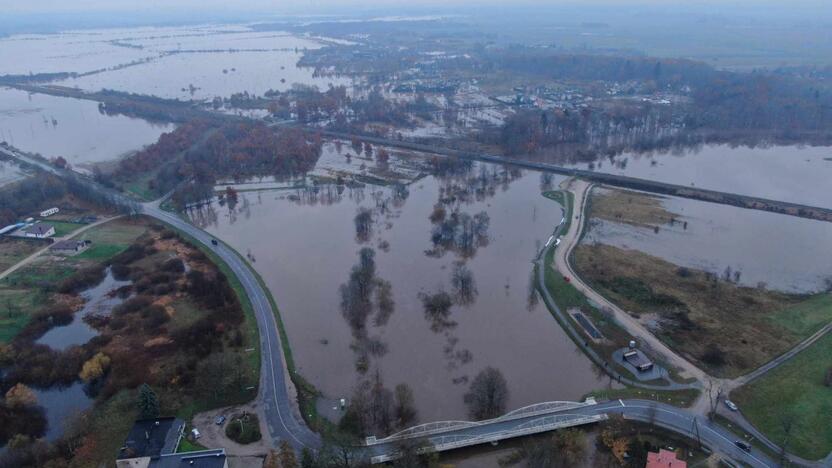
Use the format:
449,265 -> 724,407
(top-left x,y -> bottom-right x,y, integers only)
570,144 -> 832,207
0,87 -> 173,172
583,187 -> 832,294
190,161 -> 606,423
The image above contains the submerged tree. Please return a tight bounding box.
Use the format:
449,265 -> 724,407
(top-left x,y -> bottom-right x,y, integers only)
463,367 -> 508,420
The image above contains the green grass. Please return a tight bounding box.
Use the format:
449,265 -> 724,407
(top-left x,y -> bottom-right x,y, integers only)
47,220 -> 85,237
75,219 -> 149,260
177,437 -> 208,453
768,293 -> 832,337
0,261 -> 75,288
0,238 -> 43,272
585,387 -> 700,408
543,190 -> 574,234
731,332 -> 832,460
0,288 -> 48,342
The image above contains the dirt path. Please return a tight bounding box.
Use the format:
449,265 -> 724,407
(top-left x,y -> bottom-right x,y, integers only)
552,179 -> 711,385
0,216 -> 120,281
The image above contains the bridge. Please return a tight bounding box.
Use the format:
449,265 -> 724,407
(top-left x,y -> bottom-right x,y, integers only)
365,399 -> 606,463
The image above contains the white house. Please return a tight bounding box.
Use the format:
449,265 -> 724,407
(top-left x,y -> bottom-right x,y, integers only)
40,207 -> 59,218
22,223 -> 55,239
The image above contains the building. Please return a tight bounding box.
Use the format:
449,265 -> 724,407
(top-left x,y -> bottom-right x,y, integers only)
49,239 -> 90,254
22,223 -> 55,239
623,349 -> 654,372
40,207 -> 59,217
118,449 -> 228,468
116,418 -> 228,468
117,417 -> 185,464
646,448 -> 687,468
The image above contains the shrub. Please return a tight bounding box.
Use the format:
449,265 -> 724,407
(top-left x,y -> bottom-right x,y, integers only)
224,412 -> 262,444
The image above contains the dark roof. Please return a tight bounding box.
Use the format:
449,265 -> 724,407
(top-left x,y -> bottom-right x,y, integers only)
623,349 -> 654,369
150,449 -> 227,468
24,223 -> 54,235
117,417 -> 185,459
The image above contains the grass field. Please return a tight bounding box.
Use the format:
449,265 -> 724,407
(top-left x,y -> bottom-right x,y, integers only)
47,220 -> 85,237
0,238 -> 43,272
573,244 -> 832,377
0,288 -> 48,342
731,333 -> 832,460
76,219 -> 149,260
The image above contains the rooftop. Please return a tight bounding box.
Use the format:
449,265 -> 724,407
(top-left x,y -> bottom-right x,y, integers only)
117,417 -> 185,460
646,448 -> 687,468
151,449 -> 227,468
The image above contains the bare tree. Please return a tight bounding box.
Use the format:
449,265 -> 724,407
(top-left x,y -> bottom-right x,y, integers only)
464,367 -> 509,420
706,379 -> 723,420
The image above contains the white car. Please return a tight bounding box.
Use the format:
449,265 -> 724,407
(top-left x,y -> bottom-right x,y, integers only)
724,399 -> 738,411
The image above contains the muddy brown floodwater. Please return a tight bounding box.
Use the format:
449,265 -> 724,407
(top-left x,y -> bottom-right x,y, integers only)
189,161 -> 608,425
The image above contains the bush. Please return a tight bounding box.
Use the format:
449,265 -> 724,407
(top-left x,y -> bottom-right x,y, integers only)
825,367 -> 832,388
701,343 -> 727,367
224,412 -> 261,444
58,265 -> 106,294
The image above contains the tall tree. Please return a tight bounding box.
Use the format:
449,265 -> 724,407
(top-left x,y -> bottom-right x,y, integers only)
463,367 -> 509,420
138,383 -> 160,419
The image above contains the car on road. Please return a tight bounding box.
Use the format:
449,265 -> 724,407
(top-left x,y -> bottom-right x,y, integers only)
211,239 -> 218,246
215,415 -> 226,425
724,399 -> 738,411
735,440 -> 751,453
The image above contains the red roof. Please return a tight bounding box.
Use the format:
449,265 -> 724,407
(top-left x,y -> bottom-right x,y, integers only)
646,449 -> 687,468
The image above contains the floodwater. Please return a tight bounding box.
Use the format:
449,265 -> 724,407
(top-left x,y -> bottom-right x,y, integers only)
569,144 -> 832,207
189,161 -> 607,424
0,87 -> 174,172
583,188 -> 832,294
37,268 -> 130,350
32,382 -> 94,441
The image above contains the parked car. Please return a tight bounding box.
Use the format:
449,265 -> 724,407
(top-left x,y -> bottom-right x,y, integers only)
735,440 -> 751,453
724,399 -> 738,411
191,428 -> 201,439
215,415 -> 226,425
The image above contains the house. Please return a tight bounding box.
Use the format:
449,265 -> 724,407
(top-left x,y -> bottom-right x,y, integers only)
646,448 -> 687,468
116,417 -> 227,468
116,417 -> 185,464
118,449 -> 228,468
623,349 -> 654,372
40,207 -> 59,217
49,239 -> 90,254
22,223 -> 55,239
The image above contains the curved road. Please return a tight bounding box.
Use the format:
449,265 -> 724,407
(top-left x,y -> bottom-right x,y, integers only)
143,203 -> 321,450
0,145 -> 808,467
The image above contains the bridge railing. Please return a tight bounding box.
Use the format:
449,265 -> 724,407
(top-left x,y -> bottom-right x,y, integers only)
369,412 -> 607,464
366,398 -> 597,446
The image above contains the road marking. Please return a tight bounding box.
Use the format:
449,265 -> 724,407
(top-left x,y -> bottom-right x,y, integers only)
619,399 -> 625,407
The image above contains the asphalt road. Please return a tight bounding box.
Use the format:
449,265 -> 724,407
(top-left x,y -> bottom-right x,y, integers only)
367,399 -> 777,467
143,205 -> 321,450
0,146 -> 791,466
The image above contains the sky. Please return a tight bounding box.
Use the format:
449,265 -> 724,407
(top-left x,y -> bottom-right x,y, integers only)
2,0 -> 830,14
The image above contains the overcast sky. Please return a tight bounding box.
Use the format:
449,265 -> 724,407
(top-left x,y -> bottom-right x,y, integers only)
2,0 -> 830,14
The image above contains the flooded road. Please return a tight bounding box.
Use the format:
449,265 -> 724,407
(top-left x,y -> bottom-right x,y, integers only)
583,188 -> 832,294
190,161 -> 606,423
0,87 -> 173,172
569,143 -> 832,207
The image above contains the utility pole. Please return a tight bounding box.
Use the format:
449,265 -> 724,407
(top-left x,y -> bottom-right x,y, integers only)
692,417 -> 702,449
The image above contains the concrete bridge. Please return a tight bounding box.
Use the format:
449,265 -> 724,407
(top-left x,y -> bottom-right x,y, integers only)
365,399 -> 606,463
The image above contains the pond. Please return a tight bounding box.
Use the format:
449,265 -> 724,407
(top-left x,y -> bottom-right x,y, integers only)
0,87 -> 174,173
568,143 -> 832,207
189,159 -> 608,424
32,382 -> 95,442
583,187 -> 832,294
37,268 -> 131,350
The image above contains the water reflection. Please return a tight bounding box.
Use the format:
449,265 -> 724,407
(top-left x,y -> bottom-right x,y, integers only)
190,160 -> 606,421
